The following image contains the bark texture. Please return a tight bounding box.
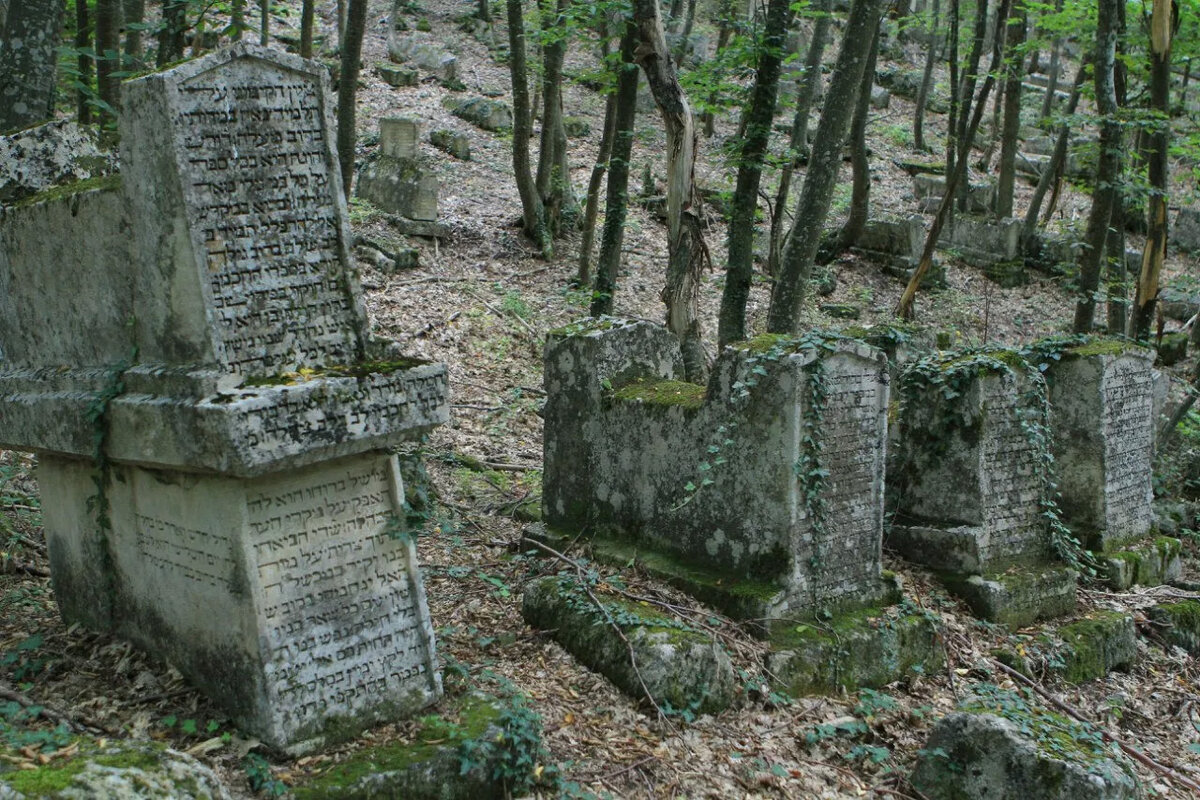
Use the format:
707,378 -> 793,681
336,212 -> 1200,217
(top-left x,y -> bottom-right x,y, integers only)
0,0 -> 64,132
507,0 -> 551,256
337,0 -> 369,197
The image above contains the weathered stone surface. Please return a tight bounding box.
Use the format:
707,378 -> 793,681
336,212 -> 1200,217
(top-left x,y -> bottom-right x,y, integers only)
912,708 -> 1136,800
388,34 -> 458,83
378,62 -> 419,87
0,120 -> 117,205
1055,611 -> 1137,683
943,567 -> 1078,628
767,602 -> 944,695
443,96 -> 512,132
0,0 -> 63,132
1103,537 -> 1182,589
1158,277 -> 1200,321
983,259 -> 1027,287
1037,341 -> 1155,549
939,214 -> 1022,267
913,174 -> 994,214
430,128 -> 470,160
357,155 -> 439,221
0,740 -> 232,799
292,692 -> 531,800
544,320 -> 893,621
1147,600 -> 1200,655
820,303 -> 860,319
380,116 -> 421,159
1170,207 -> 1200,253
869,85 -> 890,109
1157,332 -> 1188,366
562,116 -> 590,138
875,67 -> 922,98
522,575 -> 736,713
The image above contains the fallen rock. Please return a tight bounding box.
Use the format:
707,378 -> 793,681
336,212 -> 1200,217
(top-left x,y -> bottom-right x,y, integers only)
389,34 -> 458,84
0,739 -> 232,799
378,62 -> 419,87
430,128 -> 471,160
443,96 -> 512,132
912,693 -> 1137,800
1148,599 -> 1200,655
1056,611 -> 1137,683
522,574 -> 736,714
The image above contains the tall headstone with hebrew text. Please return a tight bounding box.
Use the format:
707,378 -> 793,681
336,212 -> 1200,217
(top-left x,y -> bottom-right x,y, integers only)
0,45 -> 448,752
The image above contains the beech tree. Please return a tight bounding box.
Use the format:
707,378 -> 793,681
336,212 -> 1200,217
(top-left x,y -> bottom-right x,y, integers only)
336,0 -> 368,197
0,0 -> 64,132
507,0 -> 551,256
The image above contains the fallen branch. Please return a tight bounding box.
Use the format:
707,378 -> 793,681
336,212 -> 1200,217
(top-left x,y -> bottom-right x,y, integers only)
0,682 -> 101,735
993,660 -> 1200,794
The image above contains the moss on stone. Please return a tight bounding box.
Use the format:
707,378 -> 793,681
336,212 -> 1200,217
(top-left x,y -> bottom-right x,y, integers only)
12,174 -> 121,208
1057,611 -> 1132,684
610,378 -> 706,409
3,741 -> 173,796
1067,338 -> 1135,358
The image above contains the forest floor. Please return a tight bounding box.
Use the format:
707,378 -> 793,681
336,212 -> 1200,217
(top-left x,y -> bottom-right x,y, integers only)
4,0 -> 1200,796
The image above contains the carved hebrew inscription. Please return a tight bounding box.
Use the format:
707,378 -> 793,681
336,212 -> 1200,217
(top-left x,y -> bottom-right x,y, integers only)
247,456 -> 433,729
136,514 -> 237,591
1101,358 -> 1153,534
176,59 -> 358,374
981,380 -> 1044,564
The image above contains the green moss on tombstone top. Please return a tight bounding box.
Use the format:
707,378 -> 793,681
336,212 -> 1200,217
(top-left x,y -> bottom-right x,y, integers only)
611,378 -> 706,409
12,174 -> 122,208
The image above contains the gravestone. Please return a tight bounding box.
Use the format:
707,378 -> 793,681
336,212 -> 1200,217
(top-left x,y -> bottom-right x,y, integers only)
913,174 -> 995,214
0,44 -> 448,752
542,321 -> 894,621
1171,207 -> 1200,253
357,116 -> 439,221
889,350 -> 1076,626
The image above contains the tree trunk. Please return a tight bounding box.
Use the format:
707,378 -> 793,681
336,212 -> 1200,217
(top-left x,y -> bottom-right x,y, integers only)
1131,0 -> 1172,340
834,21 -> 881,255
260,0 -> 270,46
158,0 -> 187,65
631,0 -> 708,381
944,0 -> 959,193
953,0 -> 988,212
1021,58 -> 1086,238
535,0 -> 579,236
996,4 -> 1026,218
768,0 -> 832,275
766,0 -> 886,334
95,0 -> 121,122
478,0 -> 491,23
337,0 -> 368,198
578,32 -> 618,287
897,0 -> 1013,320
0,0 -> 63,131
1071,0 -> 1121,334
678,0 -> 698,45
76,0 -> 92,125
300,0 -> 315,57
231,0 -> 245,40
337,0 -> 347,49
1105,189 -> 1127,332
507,0 -> 551,256
1038,0 -> 1064,122
123,0 -> 144,67
913,0 -> 939,152
701,0 -> 737,137
718,0 -> 794,345
591,23 -> 639,316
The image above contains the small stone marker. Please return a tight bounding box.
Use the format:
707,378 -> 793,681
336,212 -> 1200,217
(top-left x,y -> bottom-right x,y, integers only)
380,116 -> 420,159
889,350 -> 1076,626
0,44 -> 449,752
357,116 -> 439,222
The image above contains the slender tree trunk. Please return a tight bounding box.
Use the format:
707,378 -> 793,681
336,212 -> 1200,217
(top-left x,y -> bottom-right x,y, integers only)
300,0 -> 315,57
897,0 -> 1013,320
996,4 -> 1026,218
123,0 -> 144,67
953,0 -> 988,211
592,22 -> 639,316
337,0 -> 347,49
478,0 -> 491,23
260,0 -> 270,45
231,0 -> 245,40
507,0 -> 551,256
767,0 -> 886,334
718,0 -> 794,345
913,0 -> 939,152
944,0 -> 959,191
1072,0 -> 1121,333
834,21 -> 881,254
578,33 -> 618,286
1039,0 -> 1064,122
631,0 -> 709,381
0,0 -> 64,131
768,0 -> 832,275
337,0 -> 368,198
678,0 -> 698,45
1022,58 -> 1087,238
535,0 -> 578,236
95,0 -> 121,121
1105,189 -> 1127,332
1131,0 -> 1172,339
158,0 -> 188,65
76,0 -> 93,124
701,0 -> 736,137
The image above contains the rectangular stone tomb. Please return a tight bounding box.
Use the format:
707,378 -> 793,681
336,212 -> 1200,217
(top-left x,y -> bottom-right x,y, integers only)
40,451 -> 440,748
1036,340 -> 1155,550
0,45 -> 449,750
888,350 -> 1076,625
543,319 -> 893,621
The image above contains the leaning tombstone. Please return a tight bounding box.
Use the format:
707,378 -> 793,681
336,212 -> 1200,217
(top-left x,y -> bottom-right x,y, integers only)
0,44 -> 448,753
888,349 -> 1077,627
1028,338 -> 1179,589
533,320 -> 942,696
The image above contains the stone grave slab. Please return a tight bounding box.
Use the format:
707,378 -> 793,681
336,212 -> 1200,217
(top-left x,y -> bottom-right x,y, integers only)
357,116 -> 439,221
889,349 -> 1076,626
0,44 -> 449,751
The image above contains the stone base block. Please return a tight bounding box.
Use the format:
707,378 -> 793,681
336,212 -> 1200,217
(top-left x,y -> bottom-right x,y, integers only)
1103,537 -> 1182,590
1056,611 -> 1137,683
983,259 -> 1027,287
1148,600 -> 1200,655
888,523 -> 989,574
357,155 -> 439,221
521,575 -> 736,714
766,603 -> 944,696
292,692 -> 526,800
943,567 -> 1077,628
40,451 -> 441,752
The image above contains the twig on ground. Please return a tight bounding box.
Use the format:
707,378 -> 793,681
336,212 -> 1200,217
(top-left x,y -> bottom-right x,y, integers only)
0,682 -> 104,735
